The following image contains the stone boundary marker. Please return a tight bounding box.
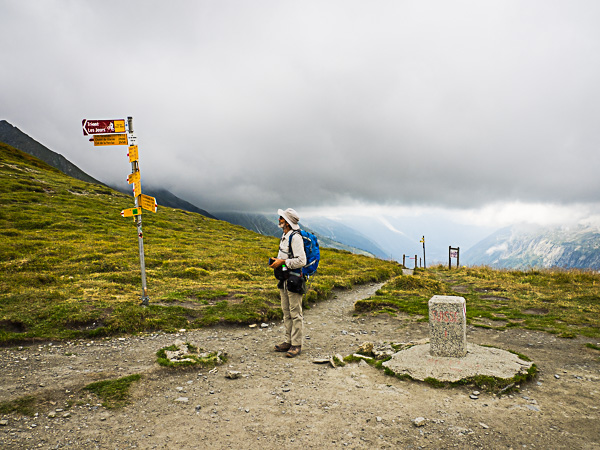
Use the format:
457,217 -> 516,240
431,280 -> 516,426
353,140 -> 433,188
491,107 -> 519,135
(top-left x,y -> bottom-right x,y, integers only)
429,295 -> 467,358
382,294 -> 534,383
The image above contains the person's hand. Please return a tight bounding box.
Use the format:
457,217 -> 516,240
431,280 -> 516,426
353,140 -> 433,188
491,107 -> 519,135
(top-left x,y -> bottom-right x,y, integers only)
270,258 -> 285,268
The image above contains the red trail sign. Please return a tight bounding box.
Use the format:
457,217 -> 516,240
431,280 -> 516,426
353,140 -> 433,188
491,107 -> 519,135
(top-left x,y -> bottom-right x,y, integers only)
82,119 -> 125,135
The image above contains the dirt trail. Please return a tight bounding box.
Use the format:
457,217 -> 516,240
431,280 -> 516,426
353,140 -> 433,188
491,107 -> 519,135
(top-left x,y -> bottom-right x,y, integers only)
1,283 -> 600,449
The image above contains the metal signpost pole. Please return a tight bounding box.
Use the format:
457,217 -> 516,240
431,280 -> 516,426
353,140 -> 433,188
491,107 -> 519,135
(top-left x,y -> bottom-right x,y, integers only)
128,117 -> 150,306
421,236 -> 426,269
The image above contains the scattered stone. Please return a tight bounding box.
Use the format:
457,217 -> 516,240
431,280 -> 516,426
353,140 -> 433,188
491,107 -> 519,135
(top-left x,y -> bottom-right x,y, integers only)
195,405 -> 202,412
479,422 -> 490,429
352,353 -> 373,361
48,412 -> 56,419
499,383 -> 516,394
472,391 -> 480,396
470,395 -> 479,400
373,344 -> 395,359
225,370 -> 241,379
555,374 -> 560,379
261,323 -> 269,328
357,342 -> 374,355
313,358 -> 330,364
175,397 -> 189,403
376,416 -> 382,422
249,324 -> 257,328
0,420 -> 8,426
413,417 -> 426,427
62,412 -> 71,418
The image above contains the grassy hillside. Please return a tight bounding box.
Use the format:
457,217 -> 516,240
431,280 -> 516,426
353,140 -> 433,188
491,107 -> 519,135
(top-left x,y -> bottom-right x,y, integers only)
357,265 -> 600,339
0,142 -> 401,344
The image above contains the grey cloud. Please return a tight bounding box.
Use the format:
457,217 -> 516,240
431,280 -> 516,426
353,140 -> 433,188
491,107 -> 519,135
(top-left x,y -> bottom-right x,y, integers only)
2,1 -> 600,214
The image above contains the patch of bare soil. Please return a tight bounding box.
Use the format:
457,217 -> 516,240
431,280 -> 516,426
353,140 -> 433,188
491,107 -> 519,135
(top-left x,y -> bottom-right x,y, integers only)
1,283 -> 599,449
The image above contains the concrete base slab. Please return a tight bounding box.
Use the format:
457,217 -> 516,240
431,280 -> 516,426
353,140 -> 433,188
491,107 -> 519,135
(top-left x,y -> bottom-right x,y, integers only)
382,343 -> 533,382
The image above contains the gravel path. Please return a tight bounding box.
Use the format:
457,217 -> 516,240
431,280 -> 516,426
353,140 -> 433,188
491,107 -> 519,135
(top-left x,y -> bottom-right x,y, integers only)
1,283 -> 600,449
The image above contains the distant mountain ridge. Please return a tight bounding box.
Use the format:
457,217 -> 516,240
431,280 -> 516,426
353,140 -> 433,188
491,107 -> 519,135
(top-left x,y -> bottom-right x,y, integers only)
299,216 -> 389,258
0,120 -> 216,219
215,212 -> 281,238
214,212 -> 379,257
463,223 -> 600,269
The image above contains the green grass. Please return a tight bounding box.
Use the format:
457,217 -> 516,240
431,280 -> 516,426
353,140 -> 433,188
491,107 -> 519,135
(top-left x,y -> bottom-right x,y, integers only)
357,265 -> 600,339
0,142 -> 402,343
0,395 -> 37,416
83,374 -> 142,409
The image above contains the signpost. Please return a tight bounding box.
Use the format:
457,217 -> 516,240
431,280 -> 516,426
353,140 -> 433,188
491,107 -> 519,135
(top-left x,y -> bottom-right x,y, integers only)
83,116 -> 158,306
420,236 -> 426,269
449,246 -> 460,269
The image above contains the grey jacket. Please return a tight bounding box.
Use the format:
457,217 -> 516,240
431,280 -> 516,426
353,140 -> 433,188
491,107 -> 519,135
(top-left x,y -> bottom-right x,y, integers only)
277,230 -> 306,270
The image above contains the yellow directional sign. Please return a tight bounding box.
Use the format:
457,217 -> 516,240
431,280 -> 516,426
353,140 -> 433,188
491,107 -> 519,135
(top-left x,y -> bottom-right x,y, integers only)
121,207 -> 142,218
140,194 -> 158,213
128,145 -> 139,162
127,171 -> 140,185
132,182 -> 142,197
93,134 -> 128,146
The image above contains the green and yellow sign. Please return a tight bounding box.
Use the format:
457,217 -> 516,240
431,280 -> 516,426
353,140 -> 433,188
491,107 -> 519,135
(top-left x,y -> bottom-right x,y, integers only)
121,207 -> 142,218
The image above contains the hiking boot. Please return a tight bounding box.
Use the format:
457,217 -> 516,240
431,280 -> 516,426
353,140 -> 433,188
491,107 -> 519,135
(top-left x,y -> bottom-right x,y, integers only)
286,346 -> 301,358
274,342 -> 292,352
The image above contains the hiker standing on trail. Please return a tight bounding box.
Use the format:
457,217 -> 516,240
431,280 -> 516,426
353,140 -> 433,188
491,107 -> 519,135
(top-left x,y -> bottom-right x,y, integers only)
269,208 -> 306,358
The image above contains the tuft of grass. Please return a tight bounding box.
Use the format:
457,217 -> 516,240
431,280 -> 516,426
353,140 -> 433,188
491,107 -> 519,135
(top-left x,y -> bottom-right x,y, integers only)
0,395 -> 37,416
83,374 -> 142,409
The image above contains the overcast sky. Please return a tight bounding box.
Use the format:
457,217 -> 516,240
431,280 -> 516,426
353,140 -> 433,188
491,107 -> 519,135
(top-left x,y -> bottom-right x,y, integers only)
2,0 -> 600,228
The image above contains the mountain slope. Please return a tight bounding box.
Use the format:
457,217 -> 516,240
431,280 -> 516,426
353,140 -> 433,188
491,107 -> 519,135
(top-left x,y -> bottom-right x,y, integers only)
463,224 -> 600,269
0,141 -> 400,342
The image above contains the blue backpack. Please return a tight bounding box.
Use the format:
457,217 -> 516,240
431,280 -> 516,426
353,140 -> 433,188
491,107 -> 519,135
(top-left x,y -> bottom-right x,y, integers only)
289,229 -> 320,278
